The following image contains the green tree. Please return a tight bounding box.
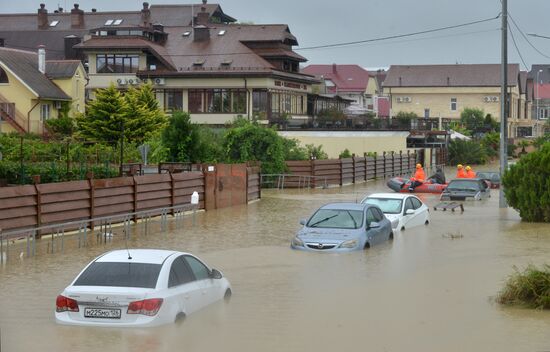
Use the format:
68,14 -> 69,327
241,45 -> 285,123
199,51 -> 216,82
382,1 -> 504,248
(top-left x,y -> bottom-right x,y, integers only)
395,111 -> 417,128
123,84 -> 167,142
223,120 -> 286,174
460,107 -> 485,132
502,142 -> 550,222
76,84 -> 128,144
339,149 -> 352,158
46,116 -> 76,137
161,111 -> 202,162
481,132 -> 500,158
448,139 -> 488,165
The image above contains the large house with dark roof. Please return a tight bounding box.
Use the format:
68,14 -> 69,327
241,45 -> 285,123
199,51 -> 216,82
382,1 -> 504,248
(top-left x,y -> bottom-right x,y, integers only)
0,46 -> 86,134
0,2 -> 322,126
384,64 -> 544,138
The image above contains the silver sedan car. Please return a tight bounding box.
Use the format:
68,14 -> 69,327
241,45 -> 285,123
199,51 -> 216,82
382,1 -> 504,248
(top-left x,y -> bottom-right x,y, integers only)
291,203 -> 393,252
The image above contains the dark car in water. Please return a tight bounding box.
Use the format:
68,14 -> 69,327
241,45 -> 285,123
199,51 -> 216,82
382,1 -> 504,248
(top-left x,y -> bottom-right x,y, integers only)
440,179 -> 491,201
475,171 -> 500,189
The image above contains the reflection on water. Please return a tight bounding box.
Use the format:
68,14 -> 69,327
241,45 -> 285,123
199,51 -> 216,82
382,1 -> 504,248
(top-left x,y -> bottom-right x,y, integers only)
1,177 -> 550,352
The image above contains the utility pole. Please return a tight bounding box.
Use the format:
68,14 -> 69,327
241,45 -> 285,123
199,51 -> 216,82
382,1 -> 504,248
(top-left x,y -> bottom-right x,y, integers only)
499,0 -> 508,208
119,119 -> 124,177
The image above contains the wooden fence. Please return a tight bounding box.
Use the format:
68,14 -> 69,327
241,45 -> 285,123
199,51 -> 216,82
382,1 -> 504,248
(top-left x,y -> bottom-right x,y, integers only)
284,151 -> 419,188
0,163 -> 261,234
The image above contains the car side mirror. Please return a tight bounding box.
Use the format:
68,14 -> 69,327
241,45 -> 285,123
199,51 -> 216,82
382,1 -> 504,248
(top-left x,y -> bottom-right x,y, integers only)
405,209 -> 415,215
368,221 -> 380,229
300,219 -> 306,225
210,269 -> 223,280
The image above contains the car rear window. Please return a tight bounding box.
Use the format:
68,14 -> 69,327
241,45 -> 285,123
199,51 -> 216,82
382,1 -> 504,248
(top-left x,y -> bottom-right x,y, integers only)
447,180 -> 480,191
73,262 -> 162,288
363,198 -> 402,214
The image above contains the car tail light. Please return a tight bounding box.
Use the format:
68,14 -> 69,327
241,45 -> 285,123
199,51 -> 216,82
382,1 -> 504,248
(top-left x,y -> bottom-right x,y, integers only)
127,298 -> 163,316
56,295 -> 79,313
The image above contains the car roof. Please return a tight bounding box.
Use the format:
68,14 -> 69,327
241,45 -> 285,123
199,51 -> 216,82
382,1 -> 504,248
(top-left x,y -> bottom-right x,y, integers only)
449,178 -> 482,182
95,249 -> 184,264
320,202 -> 369,211
364,193 -> 411,200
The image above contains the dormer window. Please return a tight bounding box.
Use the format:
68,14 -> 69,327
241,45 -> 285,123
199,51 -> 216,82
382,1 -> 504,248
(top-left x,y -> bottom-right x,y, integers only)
105,19 -> 114,26
221,59 -> 232,68
113,19 -> 123,26
193,59 -> 206,67
182,31 -> 191,37
49,20 -> 60,27
218,30 -> 226,36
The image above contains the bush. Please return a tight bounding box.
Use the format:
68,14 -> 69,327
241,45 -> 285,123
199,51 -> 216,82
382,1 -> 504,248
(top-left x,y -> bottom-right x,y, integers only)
395,111 -> 417,128
502,142 -> 550,222
448,139 -> 488,165
46,116 -> 76,137
497,265 -> 550,309
339,149 -> 352,158
460,107 -> 485,132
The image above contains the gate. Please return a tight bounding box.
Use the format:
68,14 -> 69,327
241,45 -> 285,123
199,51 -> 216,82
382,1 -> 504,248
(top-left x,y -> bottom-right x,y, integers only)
204,164 -> 248,211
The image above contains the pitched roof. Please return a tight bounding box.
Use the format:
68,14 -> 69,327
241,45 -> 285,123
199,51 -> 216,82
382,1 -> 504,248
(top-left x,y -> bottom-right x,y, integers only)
527,65 -> 550,83
0,4 -> 234,59
301,64 -> 370,92
384,64 -> 520,87
0,47 -> 71,100
46,60 -> 82,79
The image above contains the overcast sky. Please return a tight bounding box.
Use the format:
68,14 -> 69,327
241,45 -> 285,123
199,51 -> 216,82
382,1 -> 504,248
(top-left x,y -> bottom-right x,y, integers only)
6,0 -> 550,70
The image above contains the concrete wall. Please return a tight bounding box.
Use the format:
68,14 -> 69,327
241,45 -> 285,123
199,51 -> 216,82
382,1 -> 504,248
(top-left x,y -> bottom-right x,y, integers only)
277,131 -> 411,159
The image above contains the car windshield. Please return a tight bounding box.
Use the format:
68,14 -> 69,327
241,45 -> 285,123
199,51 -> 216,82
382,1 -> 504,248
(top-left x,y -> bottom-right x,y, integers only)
73,262 -> 162,288
476,172 -> 500,182
307,209 -> 364,229
447,180 -> 479,192
363,198 -> 403,214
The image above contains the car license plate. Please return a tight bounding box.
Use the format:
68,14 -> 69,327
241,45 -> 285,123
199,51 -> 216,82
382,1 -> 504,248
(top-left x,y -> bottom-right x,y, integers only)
84,308 -> 121,319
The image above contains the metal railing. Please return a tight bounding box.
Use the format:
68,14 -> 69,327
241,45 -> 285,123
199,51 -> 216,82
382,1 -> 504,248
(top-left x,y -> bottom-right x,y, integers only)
0,203 -> 198,264
260,174 -> 328,189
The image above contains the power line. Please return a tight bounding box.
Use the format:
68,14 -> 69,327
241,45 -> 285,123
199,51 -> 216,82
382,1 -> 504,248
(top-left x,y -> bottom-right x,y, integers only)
507,10 -> 550,60
295,14 -> 501,51
508,22 -> 529,70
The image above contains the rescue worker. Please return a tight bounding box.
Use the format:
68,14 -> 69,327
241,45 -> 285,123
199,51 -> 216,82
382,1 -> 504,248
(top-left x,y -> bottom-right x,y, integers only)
428,167 -> 446,184
456,164 -> 467,178
409,163 -> 426,191
465,165 -> 476,178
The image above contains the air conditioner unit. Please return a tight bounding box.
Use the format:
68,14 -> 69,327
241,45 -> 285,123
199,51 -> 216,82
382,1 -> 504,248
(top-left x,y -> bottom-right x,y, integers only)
484,96 -> 491,102
403,97 -> 412,103
54,101 -> 62,109
116,78 -> 127,86
492,96 -> 499,102
396,97 -> 403,103
154,78 -> 165,86
127,79 -> 135,85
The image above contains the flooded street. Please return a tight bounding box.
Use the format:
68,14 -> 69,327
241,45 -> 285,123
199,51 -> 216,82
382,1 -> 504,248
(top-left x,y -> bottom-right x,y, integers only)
1,176 -> 550,351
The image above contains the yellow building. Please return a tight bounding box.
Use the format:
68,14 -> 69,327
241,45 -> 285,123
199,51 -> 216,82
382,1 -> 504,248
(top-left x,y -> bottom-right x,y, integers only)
0,47 -> 86,135
384,64 -> 544,138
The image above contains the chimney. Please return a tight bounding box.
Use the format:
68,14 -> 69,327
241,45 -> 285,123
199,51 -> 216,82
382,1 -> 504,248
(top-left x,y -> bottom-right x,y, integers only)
64,35 -> 82,60
71,4 -> 84,29
196,5 -> 210,26
141,2 -> 151,26
399,77 -> 402,86
91,8 -> 97,13
332,63 -> 337,74
38,45 -> 46,74
37,4 -> 48,29
194,25 -> 210,42
447,77 -> 450,86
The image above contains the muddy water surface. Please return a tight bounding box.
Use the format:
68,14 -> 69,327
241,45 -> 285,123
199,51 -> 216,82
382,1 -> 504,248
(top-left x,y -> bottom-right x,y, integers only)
1,177 -> 550,352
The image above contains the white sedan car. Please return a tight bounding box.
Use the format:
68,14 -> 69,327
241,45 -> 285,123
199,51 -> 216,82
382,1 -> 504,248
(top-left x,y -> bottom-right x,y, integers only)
55,249 -> 231,327
361,193 -> 430,231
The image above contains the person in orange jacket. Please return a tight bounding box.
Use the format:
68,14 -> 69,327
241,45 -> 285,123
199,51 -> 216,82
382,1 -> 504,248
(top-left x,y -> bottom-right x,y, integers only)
456,164 -> 467,178
408,163 -> 426,191
465,165 -> 476,178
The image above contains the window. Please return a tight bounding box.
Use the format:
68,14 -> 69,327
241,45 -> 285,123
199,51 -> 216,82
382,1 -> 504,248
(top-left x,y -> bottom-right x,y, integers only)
307,209 -> 364,229
0,67 -> 8,84
40,104 -> 50,121
424,109 -> 430,118
363,198 -> 402,214
49,20 -> 59,27
516,126 -> 533,138
168,256 -> 195,287
404,198 -> 414,213
366,209 -> 377,226
73,262 -> 162,288
371,208 -> 384,222
184,256 -> 210,281
450,98 -> 457,111
164,90 -> 183,111
411,197 -> 423,210
113,19 -> 123,26
182,31 -> 191,37
270,91 -> 306,116
252,90 -> 268,113
96,54 -> 139,73
188,89 -> 247,114
218,30 -> 226,36
104,19 -> 114,26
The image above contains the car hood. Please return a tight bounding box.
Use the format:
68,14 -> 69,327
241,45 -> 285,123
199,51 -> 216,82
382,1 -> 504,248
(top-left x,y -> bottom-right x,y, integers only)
297,227 -> 361,242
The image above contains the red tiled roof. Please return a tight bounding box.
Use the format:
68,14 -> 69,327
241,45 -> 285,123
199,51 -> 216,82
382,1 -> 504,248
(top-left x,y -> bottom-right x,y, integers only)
535,84 -> 550,99
301,64 -> 370,92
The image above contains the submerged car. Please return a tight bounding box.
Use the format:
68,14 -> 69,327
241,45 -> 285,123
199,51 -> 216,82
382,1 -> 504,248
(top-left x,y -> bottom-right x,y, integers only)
361,193 -> 430,231
55,249 -> 231,327
291,203 -> 393,252
475,171 -> 500,189
440,178 -> 491,201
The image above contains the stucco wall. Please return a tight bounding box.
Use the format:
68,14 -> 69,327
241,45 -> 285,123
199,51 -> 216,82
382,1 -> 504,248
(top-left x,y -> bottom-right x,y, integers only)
277,131 -> 412,159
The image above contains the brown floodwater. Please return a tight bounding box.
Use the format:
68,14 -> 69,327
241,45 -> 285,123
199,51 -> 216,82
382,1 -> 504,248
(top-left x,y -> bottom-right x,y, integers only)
1,173 -> 550,352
